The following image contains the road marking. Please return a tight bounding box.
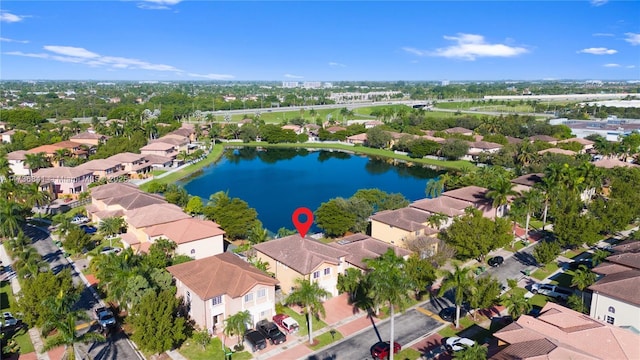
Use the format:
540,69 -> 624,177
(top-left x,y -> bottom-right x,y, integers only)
75,320 -> 95,331
416,307 -> 443,322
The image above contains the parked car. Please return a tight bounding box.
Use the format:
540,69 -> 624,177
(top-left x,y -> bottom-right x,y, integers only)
272,314 -> 299,334
100,246 -> 122,255
80,225 -> 97,234
370,341 -> 401,360
71,215 -> 89,225
488,256 -> 504,267
438,307 -> 467,323
445,337 -> 475,352
531,283 -> 573,300
244,329 -> 267,352
568,258 -> 593,270
94,306 -> 116,329
2,312 -> 18,327
256,319 -> 286,345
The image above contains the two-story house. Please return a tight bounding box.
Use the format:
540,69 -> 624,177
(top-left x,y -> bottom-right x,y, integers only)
369,207 -> 439,249
167,252 -> 279,336
31,166 -> 94,199
6,150 -> 30,176
120,203 -> 191,251
253,235 -> 348,297
144,218 -> 225,260
107,152 -> 152,179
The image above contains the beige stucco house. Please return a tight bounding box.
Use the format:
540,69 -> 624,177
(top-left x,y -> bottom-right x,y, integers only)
6,150 -> 31,176
369,207 -> 439,249
167,252 -> 279,336
253,235 -> 348,297
32,166 -> 94,199
144,218 -> 225,260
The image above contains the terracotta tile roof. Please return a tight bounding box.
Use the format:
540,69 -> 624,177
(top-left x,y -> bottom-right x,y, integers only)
370,207 -> 437,232
611,240 -> 640,254
592,262 -> 632,276
328,233 -> 411,269
70,131 -> 108,140
27,144 -> 61,154
145,218 -> 225,244
150,137 -> 186,146
588,269 -> 640,306
492,302 -> 640,360
90,182 -> 141,200
420,135 -> 446,143
169,127 -> 194,137
511,173 -> 544,187
442,185 -> 490,204
605,252 -> 640,270
593,158 -> 639,169
282,125 -> 301,131
469,141 -> 503,150
167,252 -> 278,300
558,138 -> 595,146
32,166 -> 94,180
125,203 -> 190,228
93,209 -> 125,221
506,136 -> 524,144
445,127 -> 473,134
326,126 -> 347,133
142,154 -> 173,165
120,232 -> 140,246
140,142 -> 175,151
108,152 -> 146,163
102,192 -> 166,210
528,135 -> 558,143
347,133 -> 368,141
410,197 -> 469,217
254,235 -> 348,275
538,148 -> 577,156
77,158 -> 122,171
52,140 -> 84,149
7,150 -> 28,161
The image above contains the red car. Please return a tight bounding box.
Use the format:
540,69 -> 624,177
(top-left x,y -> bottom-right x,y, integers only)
272,314 -> 300,334
370,341 -> 401,360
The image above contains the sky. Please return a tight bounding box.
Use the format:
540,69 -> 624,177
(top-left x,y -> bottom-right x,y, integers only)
0,1 -> 639,82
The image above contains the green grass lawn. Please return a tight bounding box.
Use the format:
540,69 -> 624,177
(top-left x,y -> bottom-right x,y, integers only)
280,307 -> 327,338
178,337 -> 252,360
438,316 -> 474,338
548,272 -> 573,288
396,347 -> 422,360
1,281 -> 35,354
307,329 -> 344,351
562,249 -> 582,259
507,240 -> 527,252
532,262 -> 559,281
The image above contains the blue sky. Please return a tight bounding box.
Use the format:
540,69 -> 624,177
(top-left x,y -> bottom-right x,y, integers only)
1,1 -> 639,81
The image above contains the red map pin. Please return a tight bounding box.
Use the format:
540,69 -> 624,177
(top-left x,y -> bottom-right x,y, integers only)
292,207 -> 313,238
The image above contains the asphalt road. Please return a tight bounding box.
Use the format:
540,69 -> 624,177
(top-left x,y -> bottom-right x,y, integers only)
483,245 -> 539,285
24,225 -> 143,360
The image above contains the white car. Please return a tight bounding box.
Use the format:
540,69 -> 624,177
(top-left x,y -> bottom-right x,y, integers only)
2,312 -> 18,327
100,246 -> 122,255
71,215 -> 89,225
445,337 -> 475,352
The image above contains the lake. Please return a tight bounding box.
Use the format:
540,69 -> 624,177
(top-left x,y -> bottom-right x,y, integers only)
181,147 -> 442,234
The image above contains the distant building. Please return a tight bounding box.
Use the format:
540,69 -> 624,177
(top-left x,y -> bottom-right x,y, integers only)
441,80 -> 450,86
303,81 -> 322,89
281,81 -> 299,88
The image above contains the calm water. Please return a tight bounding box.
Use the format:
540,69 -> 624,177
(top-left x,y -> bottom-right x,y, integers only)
181,148 -> 441,233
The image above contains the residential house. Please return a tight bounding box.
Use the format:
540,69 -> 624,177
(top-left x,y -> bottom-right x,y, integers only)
107,152 -> 152,179
168,124 -> 196,142
1,129 -> 16,143
150,135 -> 190,153
444,127 -> 473,136
0,121 -> 7,131
76,158 -> 125,180
589,243 -> 640,331
6,150 -> 30,176
281,125 -> 304,135
492,302 -> 640,360
369,207 -> 438,249
254,235 -> 348,297
409,196 -> 472,224
70,131 -> 109,146
505,136 -> 524,145
464,141 -> 503,160
144,218 -> 225,260
346,133 -> 367,145
85,183 -> 166,223
327,233 -> 411,270
537,148 -> 577,156
510,173 -> 544,194
439,186 -> 496,217
31,166 -> 94,199
120,203 -> 191,251
167,252 -> 279,335
140,142 -> 178,159
142,154 -> 174,168
593,158 -> 639,169
364,120 -> 383,129
558,137 -> 595,153
528,135 -> 558,145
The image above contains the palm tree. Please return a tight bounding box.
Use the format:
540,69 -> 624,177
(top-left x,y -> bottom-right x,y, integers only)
502,292 -> 532,319
0,154 -> 13,180
99,216 -> 126,238
364,249 -> 412,360
285,278 -> 330,345
570,265 -> 597,305
7,230 -> 31,254
591,249 -> 610,267
520,189 -> 542,238
453,343 -> 488,360
223,310 -> 251,348
19,181 -> 51,209
0,199 -> 25,238
534,176 -> 555,229
337,268 -> 363,302
425,178 -> 444,198
42,311 -> 105,360
426,212 -> 449,230
24,152 -> 52,172
486,177 -> 518,218
438,265 -> 473,329
53,148 -> 71,167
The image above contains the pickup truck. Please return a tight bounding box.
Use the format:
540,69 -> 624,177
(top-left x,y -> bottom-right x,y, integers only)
244,329 -> 267,352
531,283 -> 573,300
256,319 -> 286,345
273,314 -> 299,334
95,306 -> 116,329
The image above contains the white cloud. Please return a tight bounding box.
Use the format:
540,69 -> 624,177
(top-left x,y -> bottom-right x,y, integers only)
627,65 -> 637,69
284,74 -> 304,79
5,45 -> 185,74
328,62 -> 346,67
136,0 -> 182,10
625,33 -> 640,46
188,73 -> 235,80
578,47 -> 617,55
402,47 -> 427,56
603,63 -> 620,67
0,37 -> 29,43
0,10 -> 27,23
593,33 -> 614,37
423,33 -> 528,60
590,0 -> 608,6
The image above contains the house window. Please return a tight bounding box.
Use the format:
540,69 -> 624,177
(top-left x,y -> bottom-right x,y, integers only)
257,288 -> 266,298
608,306 -> 615,314
606,316 -> 615,325
313,271 -> 320,279
323,268 -> 331,276
244,293 -> 253,303
260,310 -> 268,319
186,291 -> 191,304
211,296 -> 222,306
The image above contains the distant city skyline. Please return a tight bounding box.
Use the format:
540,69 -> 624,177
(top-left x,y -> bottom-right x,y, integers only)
1,1 -> 639,81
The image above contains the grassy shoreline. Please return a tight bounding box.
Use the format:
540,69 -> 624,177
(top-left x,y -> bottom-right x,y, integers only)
140,141 -> 473,190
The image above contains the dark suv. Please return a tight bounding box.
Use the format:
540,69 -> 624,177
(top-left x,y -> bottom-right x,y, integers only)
256,319 -> 286,345
244,329 -> 267,352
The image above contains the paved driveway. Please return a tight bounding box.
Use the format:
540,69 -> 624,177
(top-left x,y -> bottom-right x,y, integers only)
483,245 -> 538,285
